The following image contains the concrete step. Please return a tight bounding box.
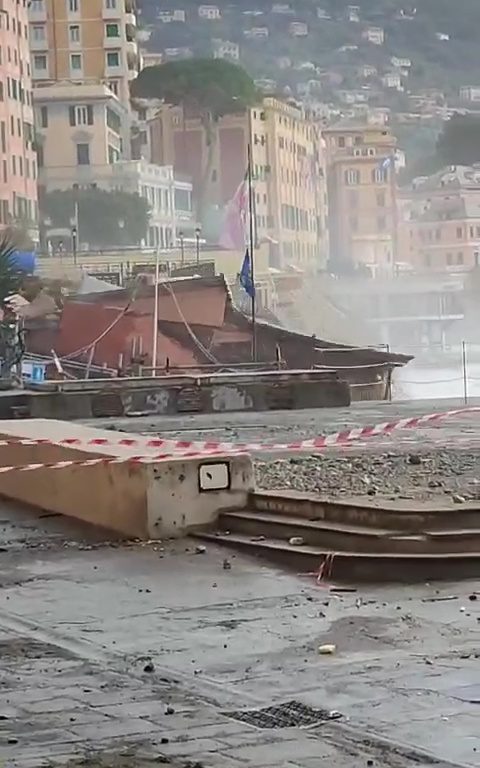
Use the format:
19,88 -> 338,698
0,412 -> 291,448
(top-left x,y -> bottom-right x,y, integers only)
218,509 -> 480,555
196,531 -> 480,582
251,491 -> 480,532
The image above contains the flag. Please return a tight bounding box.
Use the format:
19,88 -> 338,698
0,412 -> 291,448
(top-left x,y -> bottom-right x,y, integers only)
218,172 -> 249,250
240,248 -> 255,299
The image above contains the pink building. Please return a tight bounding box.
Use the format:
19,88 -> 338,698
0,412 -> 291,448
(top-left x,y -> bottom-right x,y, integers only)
0,0 -> 37,239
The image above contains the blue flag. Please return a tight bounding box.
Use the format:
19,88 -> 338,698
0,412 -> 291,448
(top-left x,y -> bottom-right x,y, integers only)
240,248 -> 255,299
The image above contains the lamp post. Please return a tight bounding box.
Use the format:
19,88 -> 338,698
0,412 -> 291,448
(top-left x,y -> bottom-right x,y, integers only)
69,217 -> 78,266
195,225 -> 201,265
179,230 -> 185,265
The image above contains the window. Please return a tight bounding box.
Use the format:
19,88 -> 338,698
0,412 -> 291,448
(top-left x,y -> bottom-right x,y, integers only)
456,226 -> 463,239
344,168 -> 360,185
446,253 -> 453,265
12,156 -> 16,175
108,80 -> 119,95
349,215 -> 358,232
30,0 -> 45,11
69,25 -> 80,43
0,121 -> 5,153
69,104 -> 93,126
0,81 -> 3,102
372,167 -> 387,183
338,136 -> 345,148
106,51 -> 120,67
377,215 -> 386,231
435,228 -> 441,241
33,54 -> 47,70
470,226 -> 474,238
68,0 -> 79,12
105,106 -> 121,135
70,53 -> 82,70
106,23 -> 119,37
76,143 -> 90,165
376,191 -> 386,207
106,0 -> 117,7
31,24 -> 46,41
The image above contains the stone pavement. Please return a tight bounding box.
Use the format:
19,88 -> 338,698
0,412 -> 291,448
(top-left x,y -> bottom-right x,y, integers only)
0,500 -> 479,768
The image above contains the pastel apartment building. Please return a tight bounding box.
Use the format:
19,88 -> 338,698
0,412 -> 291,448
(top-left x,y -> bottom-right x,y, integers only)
28,0 -> 140,108
0,0 -> 38,238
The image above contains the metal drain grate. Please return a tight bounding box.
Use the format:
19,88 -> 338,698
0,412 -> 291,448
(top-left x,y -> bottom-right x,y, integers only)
223,700 -> 340,729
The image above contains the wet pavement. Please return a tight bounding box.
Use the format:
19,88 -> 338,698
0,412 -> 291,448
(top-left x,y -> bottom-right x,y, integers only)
0,501 -> 479,767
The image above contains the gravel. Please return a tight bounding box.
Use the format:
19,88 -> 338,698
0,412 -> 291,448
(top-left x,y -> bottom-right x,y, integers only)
254,449 -> 480,502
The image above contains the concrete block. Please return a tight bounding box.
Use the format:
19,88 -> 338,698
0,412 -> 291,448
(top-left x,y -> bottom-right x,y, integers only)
0,420 -> 254,539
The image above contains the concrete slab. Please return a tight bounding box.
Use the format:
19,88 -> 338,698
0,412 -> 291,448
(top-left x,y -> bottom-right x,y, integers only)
0,419 -> 254,538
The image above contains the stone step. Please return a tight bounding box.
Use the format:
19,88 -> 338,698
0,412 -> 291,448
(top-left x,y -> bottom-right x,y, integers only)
196,531 -> 480,582
218,509 -> 480,555
250,491 -> 480,532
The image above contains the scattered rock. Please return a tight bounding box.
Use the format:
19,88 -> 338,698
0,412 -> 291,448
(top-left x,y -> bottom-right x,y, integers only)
160,737 -> 170,744
318,644 -> 336,655
408,454 -> 422,465
195,545 -> 206,555
452,494 -> 466,504
289,536 -> 304,546
165,705 -> 175,715
223,559 -> 232,570
143,661 -> 155,673
468,593 -> 477,601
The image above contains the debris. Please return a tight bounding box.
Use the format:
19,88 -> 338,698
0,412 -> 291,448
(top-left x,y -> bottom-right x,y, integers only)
223,559 -> 232,570
195,545 -> 207,555
165,705 -> 175,715
289,536 -> 305,546
468,594 -> 477,601
328,710 -> 342,720
143,661 -> 155,673
452,494 -> 466,504
408,454 -> 422,465
160,737 -> 170,744
250,535 -> 266,542
318,644 -> 336,655
331,587 -> 357,593
422,595 -> 457,603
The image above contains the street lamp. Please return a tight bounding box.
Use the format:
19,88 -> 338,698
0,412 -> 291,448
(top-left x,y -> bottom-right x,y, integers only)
118,218 -> 125,249
69,217 -> 78,266
179,230 -> 185,265
195,225 -> 202,265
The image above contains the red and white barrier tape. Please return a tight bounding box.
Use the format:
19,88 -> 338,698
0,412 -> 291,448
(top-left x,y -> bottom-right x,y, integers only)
0,449 -> 248,475
1,406 -> 479,455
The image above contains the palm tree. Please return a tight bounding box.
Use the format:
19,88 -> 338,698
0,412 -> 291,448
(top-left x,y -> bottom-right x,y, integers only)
0,234 -> 22,306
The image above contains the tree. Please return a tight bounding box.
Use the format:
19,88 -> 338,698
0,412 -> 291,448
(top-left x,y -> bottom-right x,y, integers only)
131,58 -> 258,222
40,188 -> 150,248
0,234 -> 23,305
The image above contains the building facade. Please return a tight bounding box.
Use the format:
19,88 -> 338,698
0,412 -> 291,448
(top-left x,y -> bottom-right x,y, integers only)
148,97 -> 328,272
399,165 -> 480,272
0,0 -> 38,239
324,121 -> 397,276
28,0 -> 140,108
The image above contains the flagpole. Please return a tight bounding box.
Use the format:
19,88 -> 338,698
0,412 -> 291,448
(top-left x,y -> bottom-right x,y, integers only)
247,142 -> 256,361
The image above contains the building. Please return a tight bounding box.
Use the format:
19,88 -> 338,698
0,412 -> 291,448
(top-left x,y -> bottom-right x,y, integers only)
28,0 -> 141,108
289,22 -> 308,36
157,10 -> 186,23
148,98 -> 329,273
0,0 -> 38,240
399,165 -> 480,273
324,121 -> 397,276
362,27 -> 385,45
212,39 -> 240,61
34,82 -> 192,248
460,86 -> 480,103
198,5 -> 221,20
382,72 -> 403,90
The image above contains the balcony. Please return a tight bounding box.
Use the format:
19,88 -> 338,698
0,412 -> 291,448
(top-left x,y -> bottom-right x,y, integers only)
125,12 -> 137,26
126,38 -> 138,56
124,0 -> 136,11
28,4 -> 47,21
29,37 -> 48,51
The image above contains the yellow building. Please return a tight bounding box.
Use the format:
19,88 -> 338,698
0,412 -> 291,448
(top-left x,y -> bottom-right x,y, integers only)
253,98 -> 328,273
28,0 -> 140,108
147,97 -> 328,273
324,121 -> 397,276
